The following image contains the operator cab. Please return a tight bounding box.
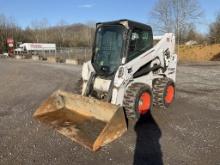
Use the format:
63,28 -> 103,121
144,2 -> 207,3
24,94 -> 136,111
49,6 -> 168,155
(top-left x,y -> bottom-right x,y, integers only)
92,19 -> 153,77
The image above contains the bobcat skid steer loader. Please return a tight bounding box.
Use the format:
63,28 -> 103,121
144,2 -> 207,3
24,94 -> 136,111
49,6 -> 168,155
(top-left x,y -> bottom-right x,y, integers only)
33,19 -> 177,151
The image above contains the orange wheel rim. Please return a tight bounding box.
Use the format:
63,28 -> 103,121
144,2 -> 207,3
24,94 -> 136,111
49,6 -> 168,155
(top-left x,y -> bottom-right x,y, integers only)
138,92 -> 151,114
165,85 -> 174,104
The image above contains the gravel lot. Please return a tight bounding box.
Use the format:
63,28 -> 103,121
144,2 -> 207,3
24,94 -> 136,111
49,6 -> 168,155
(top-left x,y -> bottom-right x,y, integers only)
0,59 -> 219,165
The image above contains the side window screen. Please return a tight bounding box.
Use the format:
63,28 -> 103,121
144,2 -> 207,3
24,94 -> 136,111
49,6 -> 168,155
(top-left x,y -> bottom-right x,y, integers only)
127,29 -> 153,62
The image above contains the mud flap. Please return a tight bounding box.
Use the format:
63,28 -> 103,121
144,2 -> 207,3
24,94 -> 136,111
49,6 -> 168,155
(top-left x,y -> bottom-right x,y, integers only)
33,90 -> 127,151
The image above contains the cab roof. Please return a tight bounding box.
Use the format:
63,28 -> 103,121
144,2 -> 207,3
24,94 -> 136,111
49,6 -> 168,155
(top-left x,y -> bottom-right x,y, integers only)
96,19 -> 152,31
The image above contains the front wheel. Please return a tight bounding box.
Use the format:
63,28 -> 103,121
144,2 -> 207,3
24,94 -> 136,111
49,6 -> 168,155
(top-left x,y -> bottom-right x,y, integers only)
123,83 -> 153,119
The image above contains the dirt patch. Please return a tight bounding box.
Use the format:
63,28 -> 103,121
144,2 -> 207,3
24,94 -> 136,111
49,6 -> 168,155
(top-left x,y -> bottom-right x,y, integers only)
211,52 -> 220,61
178,44 -> 220,62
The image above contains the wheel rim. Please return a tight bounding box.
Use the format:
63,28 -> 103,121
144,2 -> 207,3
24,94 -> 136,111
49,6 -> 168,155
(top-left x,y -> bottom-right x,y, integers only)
165,85 -> 174,104
138,92 -> 151,114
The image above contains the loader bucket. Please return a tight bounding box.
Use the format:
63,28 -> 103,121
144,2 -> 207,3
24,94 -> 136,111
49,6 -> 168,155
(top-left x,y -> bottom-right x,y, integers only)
33,90 -> 127,151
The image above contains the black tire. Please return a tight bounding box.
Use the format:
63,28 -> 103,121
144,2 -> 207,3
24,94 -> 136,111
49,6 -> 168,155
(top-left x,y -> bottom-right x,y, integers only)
153,78 -> 175,109
123,83 -> 153,119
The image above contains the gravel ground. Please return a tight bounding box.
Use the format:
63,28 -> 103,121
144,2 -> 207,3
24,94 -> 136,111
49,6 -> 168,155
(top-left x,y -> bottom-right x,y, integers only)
0,59 -> 219,165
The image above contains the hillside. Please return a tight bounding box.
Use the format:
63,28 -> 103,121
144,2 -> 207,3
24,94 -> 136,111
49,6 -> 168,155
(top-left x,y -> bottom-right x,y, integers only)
178,44 -> 220,62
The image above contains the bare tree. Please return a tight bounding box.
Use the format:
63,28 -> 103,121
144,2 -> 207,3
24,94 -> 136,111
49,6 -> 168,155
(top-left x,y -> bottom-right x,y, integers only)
31,18 -> 49,42
0,13 -> 95,49
183,25 -> 205,43
151,0 -> 203,42
0,14 -> 21,52
41,18 -> 49,42
56,20 -> 68,47
86,21 -> 96,46
209,12 -> 220,44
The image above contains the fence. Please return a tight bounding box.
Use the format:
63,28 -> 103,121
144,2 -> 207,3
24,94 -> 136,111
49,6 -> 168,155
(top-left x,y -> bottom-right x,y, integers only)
55,47 -> 92,61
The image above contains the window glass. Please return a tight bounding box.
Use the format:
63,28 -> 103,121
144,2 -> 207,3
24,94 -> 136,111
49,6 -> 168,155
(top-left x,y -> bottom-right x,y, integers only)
127,29 -> 153,61
93,26 -> 124,75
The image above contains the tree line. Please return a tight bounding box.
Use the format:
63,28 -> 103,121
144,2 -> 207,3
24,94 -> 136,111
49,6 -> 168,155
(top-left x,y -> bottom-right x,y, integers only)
1,0 -> 220,53
0,15 -> 95,53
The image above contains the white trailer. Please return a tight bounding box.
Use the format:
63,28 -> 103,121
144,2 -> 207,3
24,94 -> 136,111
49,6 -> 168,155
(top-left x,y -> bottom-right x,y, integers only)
15,43 -> 56,54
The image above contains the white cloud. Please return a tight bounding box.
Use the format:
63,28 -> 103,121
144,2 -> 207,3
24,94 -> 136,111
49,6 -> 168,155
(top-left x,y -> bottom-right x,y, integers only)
78,4 -> 94,8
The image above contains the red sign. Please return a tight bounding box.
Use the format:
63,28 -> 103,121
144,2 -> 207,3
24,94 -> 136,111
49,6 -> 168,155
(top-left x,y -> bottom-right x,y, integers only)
6,38 -> 14,56
7,38 -> 14,44
7,38 -> 14,47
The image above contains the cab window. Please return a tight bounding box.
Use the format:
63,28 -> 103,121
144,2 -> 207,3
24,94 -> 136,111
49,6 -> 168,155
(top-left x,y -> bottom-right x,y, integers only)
127,29 -> 153,62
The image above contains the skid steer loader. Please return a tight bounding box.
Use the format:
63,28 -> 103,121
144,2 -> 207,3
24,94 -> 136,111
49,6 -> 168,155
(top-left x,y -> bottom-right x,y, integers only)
34,19 -> 177,151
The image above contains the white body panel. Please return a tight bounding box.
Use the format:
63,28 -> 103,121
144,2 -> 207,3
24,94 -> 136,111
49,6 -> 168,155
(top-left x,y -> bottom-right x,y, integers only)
81,33 -> 177,106
153,35 -> 163,40
93,78 -> 111,92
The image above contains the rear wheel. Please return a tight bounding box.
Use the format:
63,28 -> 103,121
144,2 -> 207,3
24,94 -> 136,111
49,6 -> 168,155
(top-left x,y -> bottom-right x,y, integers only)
153,78 -> 175,109
123,83 -> 153,119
